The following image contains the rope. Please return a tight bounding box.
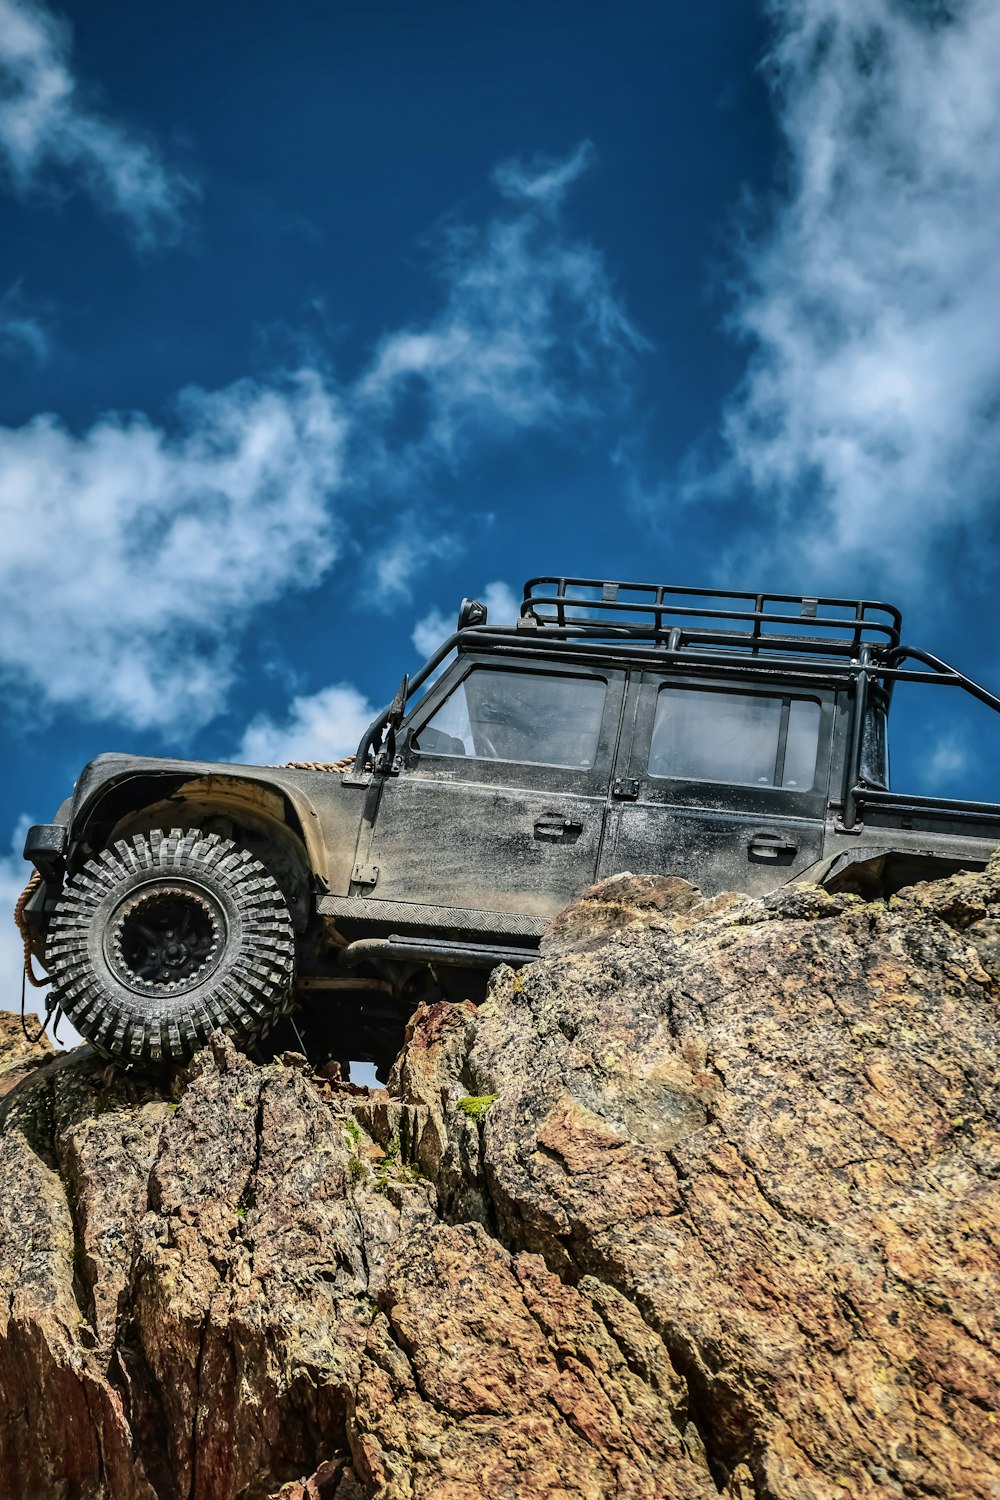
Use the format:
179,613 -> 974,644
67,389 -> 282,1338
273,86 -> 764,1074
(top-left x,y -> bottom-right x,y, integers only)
281,756 -> 355,772
20,979 -> 56,1045
14,871 -> 50,989
15,870 -> 57,1045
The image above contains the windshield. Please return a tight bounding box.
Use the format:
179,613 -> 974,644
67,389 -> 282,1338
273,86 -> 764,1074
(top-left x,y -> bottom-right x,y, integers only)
415,669 -> 608,768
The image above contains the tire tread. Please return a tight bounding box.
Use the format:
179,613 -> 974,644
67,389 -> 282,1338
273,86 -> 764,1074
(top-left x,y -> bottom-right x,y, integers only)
46,829 -> 296,1067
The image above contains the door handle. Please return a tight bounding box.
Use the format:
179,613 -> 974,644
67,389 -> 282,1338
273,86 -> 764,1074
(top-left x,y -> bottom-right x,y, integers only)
534,815 -> 584,843
747,833 -> 798,861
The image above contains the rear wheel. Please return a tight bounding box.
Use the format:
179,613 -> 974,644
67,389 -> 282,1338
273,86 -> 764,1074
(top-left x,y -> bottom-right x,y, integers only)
46,828 -> 296,1066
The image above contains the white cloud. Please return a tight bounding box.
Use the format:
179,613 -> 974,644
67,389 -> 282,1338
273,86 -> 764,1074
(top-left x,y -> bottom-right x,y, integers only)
236,683 -> 377,767
412,579 -> 519,659
480,579 -> 520,623
412,610 -> 451,662
0,371 -> 347,731
0,0 -> 195,245
696,0 -> 1000,582
0,146 -> 641,737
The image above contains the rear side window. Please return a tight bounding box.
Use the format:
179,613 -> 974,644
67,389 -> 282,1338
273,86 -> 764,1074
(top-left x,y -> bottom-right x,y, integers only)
415,669 -> 607,768
649,688 -> 820,790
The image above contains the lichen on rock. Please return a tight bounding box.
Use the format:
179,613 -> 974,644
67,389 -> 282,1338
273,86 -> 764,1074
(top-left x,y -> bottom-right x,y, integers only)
0,862 -> 997,1498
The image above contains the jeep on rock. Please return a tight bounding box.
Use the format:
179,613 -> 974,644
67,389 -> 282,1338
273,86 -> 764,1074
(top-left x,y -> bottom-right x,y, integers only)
18,576 -> 1000,1074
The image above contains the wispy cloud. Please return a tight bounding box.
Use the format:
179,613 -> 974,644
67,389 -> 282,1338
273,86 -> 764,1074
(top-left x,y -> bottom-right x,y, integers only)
357,146 -> 644,465
236,683 -> 377,767
0,280 -> 51,365
920,729 -> 973,792
0,0 -> 195,246
493,140 -> 596,210
0,147 -> 641,736
689,0 -> 1000,583
368,518 -> 463,604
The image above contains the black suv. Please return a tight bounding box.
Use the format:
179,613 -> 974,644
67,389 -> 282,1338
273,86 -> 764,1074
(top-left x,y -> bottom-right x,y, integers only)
20,576 -> 1000,1072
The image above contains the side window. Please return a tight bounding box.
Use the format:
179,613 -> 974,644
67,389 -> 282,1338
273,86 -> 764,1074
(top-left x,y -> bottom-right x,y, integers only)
415,669 -> 608,769
649,687 -> 821,790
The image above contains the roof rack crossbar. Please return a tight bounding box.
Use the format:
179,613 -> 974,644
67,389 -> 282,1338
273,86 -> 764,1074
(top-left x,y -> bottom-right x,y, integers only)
521,577 -> 902,651
524,575 -> 900,611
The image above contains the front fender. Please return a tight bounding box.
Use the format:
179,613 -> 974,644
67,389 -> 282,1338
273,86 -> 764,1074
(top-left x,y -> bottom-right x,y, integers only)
69,754 -> 330,882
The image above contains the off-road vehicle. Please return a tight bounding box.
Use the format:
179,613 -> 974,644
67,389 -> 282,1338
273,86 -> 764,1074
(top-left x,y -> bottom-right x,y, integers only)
18,576 -> 1000,1073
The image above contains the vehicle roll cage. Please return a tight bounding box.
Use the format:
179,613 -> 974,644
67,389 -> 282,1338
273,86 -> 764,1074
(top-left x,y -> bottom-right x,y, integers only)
349,578 -> 1000,829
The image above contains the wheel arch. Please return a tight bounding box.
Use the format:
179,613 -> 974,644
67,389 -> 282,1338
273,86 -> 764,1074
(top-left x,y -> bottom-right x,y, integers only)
73,769 -> 324,935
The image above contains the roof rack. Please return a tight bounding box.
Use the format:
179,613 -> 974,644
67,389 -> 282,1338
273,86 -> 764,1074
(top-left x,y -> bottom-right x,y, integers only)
520,577 -> 902,658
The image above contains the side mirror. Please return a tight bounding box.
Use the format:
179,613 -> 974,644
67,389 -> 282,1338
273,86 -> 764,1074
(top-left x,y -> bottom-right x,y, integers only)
458,597 -> 488,630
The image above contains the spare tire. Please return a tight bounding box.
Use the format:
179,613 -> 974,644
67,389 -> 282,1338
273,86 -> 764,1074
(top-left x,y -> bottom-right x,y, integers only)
46,827 -> 296,1066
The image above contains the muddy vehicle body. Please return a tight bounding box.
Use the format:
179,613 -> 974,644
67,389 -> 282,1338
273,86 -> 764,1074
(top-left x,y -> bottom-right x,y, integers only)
20,577 -> 1000,1073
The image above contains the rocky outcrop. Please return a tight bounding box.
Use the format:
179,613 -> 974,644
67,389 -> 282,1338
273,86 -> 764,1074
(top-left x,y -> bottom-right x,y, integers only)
0,862 -> 998,1499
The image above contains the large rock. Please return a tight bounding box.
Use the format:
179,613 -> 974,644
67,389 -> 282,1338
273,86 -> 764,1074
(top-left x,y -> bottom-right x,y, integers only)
0,862 -> 997,1499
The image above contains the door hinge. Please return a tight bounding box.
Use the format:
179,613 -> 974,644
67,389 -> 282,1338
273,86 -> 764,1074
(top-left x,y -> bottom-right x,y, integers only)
612,777 -> 639,800
352,863 -> 379,888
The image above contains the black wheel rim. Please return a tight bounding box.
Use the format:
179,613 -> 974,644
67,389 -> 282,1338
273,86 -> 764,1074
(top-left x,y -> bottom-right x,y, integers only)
104,883 -> 228,997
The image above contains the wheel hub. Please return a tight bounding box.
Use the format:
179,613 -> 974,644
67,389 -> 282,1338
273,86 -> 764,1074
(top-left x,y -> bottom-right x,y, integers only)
106,884 -> 226,995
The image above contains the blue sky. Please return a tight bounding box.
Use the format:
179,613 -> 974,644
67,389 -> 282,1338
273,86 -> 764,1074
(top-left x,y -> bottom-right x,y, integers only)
5,0 -> 1000,1012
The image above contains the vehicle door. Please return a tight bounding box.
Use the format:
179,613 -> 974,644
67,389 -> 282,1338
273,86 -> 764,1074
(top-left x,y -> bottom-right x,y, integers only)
601,674 -> 834,896
358,658 -> 626,919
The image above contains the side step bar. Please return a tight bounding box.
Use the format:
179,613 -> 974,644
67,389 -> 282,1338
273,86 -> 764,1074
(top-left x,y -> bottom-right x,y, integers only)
340,934 -> 538,971
317,893 -> 549,941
